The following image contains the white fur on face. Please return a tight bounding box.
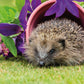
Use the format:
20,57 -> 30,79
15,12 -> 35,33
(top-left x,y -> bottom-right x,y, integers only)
38,49 -> 48,59
36,43 -> 48,59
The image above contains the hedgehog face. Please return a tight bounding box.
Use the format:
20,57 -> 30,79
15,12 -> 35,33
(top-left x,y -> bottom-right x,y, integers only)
25,34 -> 66,67
24,18 -> 84,66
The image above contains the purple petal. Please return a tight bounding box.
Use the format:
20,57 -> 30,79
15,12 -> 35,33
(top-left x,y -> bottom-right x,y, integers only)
0,23 -> 21,36
19,0 -> 32,30
15,33 -> 25,54
25,0 -> 30,4
20,13 -> 31,28
19,3 -> 28,30
75,0 -> 84,2
27,13 -> 31,20
20,23 -> 27,30
56,0 -> 65,17
31,0 -> 41,10
18,43 -> 25,54
65,0 -> 79,17
26,0 -> 32,12
45,0 -> 60,16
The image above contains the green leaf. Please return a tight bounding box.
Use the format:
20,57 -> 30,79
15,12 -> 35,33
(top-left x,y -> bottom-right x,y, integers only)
0,0 -> 16,7
9,32 -> 22,38
42,0 -> 46,2
0,34 -> 17,57
11,18 -> 20,25
0,6 -> 19,23
75,2 -> 84,8
15,0 -> 25,12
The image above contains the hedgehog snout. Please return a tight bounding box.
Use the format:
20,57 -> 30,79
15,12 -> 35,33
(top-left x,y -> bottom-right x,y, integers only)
39,61 -> 45,67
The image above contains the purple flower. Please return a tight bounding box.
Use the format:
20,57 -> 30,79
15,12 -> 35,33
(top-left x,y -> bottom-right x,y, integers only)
15,33 -> 25,54
0,36 -> 9,56
19,0 -> 41,30
0,23 -> 22,36
0,23 -> 23,56
1,43 -> 9,56
45,0 -> 84,18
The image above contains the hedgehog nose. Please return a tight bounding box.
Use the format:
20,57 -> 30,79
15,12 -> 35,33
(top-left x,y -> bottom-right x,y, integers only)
39,61 -> 45,67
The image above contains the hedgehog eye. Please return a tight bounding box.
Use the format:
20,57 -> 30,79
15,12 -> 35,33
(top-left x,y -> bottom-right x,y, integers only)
49,49 -> 55,54
29,38 -> 32,43
29,39 -> 32,43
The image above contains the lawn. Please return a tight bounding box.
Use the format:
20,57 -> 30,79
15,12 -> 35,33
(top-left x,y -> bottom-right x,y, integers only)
0,0 -> 84,84
0,57 -> 84,84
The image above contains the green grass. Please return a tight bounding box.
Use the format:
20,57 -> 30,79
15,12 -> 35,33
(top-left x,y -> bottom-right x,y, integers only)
0,57 -> 84,84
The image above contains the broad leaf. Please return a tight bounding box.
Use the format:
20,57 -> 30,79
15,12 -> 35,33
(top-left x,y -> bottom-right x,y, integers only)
0,34 -> 17,57
0,6 -> 19,23
16,0 -> 25,12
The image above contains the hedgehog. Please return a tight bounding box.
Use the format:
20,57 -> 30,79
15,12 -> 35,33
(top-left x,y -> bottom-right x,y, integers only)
24,18 -> 84,67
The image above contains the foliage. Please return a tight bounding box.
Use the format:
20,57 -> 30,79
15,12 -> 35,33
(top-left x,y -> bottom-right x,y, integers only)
0,6 -> 18,23
16,0 -> 25,12
0,34 -> 17,57
76,2 -> 84,8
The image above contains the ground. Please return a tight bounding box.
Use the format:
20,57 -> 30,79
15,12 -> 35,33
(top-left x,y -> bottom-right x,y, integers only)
0,56 -> 84,84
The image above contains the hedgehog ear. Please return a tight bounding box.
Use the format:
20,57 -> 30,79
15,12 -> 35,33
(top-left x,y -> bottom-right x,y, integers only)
58,39 -> 65,49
